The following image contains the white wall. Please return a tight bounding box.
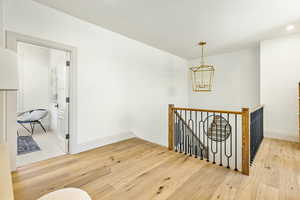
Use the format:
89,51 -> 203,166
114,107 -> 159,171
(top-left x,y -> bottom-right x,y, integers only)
18,42 -> 50,112
260,34 -> 300,142
0,0 -> 3,47
188,48 -> 260,111
0,0 -> 4,144
3,0 -> 188,151
17,43 -> 52,131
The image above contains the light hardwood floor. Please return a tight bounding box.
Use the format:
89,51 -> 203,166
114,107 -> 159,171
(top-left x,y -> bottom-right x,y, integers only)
13,137 -> 300,200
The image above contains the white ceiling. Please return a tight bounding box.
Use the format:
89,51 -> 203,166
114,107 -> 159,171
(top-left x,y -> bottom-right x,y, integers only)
33,0 -> 300,59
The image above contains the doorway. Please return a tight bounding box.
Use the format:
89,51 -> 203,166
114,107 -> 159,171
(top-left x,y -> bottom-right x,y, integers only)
16,42 -> 70,166
6,31 -> 77,169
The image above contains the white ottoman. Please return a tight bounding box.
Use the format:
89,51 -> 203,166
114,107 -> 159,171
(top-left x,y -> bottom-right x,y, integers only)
38,188 -> 91,200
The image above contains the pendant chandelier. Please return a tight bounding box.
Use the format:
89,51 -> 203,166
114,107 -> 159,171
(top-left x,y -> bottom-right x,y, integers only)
190,42 -> 215,92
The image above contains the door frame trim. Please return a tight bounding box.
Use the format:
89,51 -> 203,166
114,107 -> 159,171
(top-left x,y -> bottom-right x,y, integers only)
5,31 -> 78,161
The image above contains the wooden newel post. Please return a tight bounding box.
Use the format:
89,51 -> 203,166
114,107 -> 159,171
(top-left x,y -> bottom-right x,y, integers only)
168,104 -> 175,150
242,107 -> 250,176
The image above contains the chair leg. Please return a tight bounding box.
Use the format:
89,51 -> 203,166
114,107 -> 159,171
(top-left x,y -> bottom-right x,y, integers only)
38,121 -> 47,133
30,122 -> 35,135
19,123 -> 32,135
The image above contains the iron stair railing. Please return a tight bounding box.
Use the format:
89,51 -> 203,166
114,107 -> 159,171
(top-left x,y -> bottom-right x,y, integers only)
169,104 -> 251,175
250,105 -> 264,165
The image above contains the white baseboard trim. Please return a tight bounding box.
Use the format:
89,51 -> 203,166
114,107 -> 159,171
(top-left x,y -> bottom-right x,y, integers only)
73,132 -> 136,154
264,129 -> 298,142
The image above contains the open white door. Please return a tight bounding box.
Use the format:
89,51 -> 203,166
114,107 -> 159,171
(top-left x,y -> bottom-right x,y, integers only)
53,51 -> 70,153
64,54 -> 70,153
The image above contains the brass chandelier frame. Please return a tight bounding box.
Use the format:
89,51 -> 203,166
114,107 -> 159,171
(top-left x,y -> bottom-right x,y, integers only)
190,42 -> 215,92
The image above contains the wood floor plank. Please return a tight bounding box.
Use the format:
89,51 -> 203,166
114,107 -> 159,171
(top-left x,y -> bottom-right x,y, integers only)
167,165 -> 230,200
12,137 -> 300,200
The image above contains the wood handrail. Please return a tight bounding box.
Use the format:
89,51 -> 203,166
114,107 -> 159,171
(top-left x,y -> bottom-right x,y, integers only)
250,104 -> 264,113
173,107 -> 243,115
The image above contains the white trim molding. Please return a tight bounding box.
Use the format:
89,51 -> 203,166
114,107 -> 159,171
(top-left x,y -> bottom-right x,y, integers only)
264,129 -> 298,142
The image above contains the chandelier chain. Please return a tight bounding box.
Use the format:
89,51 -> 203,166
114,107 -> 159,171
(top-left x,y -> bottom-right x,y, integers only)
201,45 -> 205,65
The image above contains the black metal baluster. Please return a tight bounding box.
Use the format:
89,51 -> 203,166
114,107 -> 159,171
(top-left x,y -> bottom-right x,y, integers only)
206,112 -> 209,162
186,135 -> 189,155
177,111 -> 179,152
184,110 -> 187,155
234,114 -> 238,171
174,110 -> 178,152
186,111 -> 189,155
195,111 -> 198,158
188,111 -> 193,156
200,112 -> 204,160
179,110 -> 183,153
219,113 -> 223,166
224,113 -> 232,168
211,112 -> 218,164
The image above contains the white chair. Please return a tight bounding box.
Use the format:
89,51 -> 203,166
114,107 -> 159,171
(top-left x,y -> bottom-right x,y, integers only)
38,188 -> 92,200
17,109 -> 49,135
